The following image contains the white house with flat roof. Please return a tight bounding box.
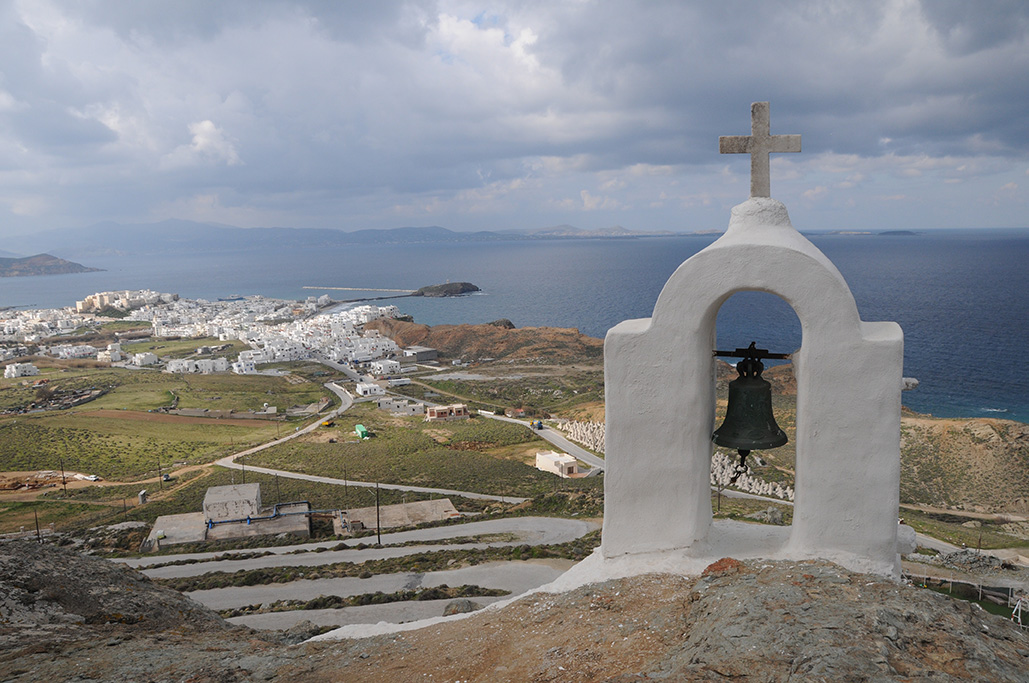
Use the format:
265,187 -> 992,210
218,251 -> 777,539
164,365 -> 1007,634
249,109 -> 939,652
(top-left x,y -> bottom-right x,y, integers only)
132,352 -> 159,366
4,362 -> 40,379
535,450 -> 579,478
355,382 -> 386,397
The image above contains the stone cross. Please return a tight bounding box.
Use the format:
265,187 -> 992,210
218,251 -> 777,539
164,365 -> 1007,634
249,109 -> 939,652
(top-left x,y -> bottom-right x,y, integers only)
719,102 -> 800,198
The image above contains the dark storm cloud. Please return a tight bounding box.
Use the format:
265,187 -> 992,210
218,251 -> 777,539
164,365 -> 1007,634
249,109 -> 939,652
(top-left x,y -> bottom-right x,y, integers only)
0,0 -> 1025,234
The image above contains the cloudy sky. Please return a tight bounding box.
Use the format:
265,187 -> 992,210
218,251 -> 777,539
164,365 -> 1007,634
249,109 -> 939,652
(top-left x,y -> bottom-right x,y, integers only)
1,0 -> 1027,238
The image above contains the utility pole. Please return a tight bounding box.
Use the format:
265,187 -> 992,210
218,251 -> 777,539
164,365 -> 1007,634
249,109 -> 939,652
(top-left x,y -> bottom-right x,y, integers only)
34,509 -> 41,543
59,457 -> 67,495
375,483 -> 381,546
157,457 -> 163,490
343,465 -> 349,510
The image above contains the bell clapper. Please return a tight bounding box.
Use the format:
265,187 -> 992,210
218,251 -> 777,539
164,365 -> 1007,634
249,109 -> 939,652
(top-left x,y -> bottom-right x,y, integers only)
729,449 -> 751,484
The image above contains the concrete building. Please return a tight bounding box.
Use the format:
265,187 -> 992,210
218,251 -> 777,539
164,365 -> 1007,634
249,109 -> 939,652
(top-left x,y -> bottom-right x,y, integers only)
425,404 -> 470,422
203,484 -> 262,523
535,450 -> 580,478
376,397 -> 426,415
341,498 -> 460,532
403,345 -> 438,362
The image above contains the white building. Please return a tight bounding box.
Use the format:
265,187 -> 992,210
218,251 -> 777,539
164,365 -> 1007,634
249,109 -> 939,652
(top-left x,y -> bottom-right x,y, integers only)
195,358 -> 229,374
369,359 -> 401,376
97,344 -> 123,363
4,362 -> 40,379
132,352 -> 159,366
535,451 -> 579,478
355,382 -> 386,397
53,344 -> 98,359
232,360 -> 257,374
166,359 -> 196,373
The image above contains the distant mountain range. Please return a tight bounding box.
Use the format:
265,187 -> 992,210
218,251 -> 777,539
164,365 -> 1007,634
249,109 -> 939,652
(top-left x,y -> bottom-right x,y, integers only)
0,253 -> 103,277
6,220 -> 679,259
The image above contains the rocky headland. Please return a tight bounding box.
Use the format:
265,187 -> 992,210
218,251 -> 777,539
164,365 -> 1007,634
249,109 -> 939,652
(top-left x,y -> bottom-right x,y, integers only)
0,253 -> 102,278
412,282 -> 480,297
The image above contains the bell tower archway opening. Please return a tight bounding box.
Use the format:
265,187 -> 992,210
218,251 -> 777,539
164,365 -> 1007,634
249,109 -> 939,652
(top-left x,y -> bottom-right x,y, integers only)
712,291 -> 802,523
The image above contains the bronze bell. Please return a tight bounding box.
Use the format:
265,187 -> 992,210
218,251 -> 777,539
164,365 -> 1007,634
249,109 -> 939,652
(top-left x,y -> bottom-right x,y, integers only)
713,355 -> 788,452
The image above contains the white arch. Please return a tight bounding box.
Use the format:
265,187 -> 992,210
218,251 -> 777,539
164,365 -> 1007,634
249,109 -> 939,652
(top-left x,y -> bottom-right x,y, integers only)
601,198 -> 903,577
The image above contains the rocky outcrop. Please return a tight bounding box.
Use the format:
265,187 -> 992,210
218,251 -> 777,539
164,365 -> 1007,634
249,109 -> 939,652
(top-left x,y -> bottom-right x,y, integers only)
0,540 -> 230,651
2,543 -> 1027,681
412,282 -> 480,297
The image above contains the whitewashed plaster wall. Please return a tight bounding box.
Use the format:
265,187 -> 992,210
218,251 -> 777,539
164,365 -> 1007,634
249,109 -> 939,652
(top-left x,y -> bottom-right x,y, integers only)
601,197 -> 903,577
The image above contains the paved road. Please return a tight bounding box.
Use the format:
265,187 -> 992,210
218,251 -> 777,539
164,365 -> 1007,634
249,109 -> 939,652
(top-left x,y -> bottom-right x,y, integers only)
216,381 -> 529,504
312,354 -> 363,382
189,559 -> 573,611
227,595 -> 509,630
124,517 -> 596,574
486,415 -> 605,472
134,516 -> 596,631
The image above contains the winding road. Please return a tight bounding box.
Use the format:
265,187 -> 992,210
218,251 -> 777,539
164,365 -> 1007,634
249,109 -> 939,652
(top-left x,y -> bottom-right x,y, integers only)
215,381 -> 530,503
485,414 -> 605,473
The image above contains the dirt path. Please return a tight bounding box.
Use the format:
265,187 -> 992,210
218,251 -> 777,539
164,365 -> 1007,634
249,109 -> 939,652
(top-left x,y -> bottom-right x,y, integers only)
901,502 -> 1029,523
81,409 -> 273,427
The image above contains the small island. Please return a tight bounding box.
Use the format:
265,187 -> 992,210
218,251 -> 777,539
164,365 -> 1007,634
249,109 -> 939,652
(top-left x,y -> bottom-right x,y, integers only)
412,282 -> 480,297
0,253 -> 103,278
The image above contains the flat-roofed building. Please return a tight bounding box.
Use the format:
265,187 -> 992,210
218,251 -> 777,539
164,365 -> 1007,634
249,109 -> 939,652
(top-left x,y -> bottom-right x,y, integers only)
203,483 -> 261,522
535,450 -> 579,478
425,404 -> 470,421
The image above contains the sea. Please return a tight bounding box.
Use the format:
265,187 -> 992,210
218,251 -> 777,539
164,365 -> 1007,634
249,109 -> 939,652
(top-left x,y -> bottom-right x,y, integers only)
2,228 -> 1027,423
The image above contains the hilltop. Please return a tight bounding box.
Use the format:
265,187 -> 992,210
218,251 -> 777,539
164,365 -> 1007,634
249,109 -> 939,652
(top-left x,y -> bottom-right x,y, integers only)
0,253 -> 102,278
364,318 -> 603,362
2,541 -> 1026,681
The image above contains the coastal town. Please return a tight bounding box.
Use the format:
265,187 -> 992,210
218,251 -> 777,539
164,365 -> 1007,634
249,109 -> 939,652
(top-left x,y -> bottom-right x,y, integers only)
2,288 -> 406,377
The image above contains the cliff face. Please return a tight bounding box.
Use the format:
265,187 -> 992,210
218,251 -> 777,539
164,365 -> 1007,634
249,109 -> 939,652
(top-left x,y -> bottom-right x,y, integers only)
3,542 -> 1027,682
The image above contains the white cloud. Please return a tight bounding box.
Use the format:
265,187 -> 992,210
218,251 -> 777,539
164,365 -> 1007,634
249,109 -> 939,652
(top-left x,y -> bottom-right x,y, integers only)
161,120 -> 242,169
803,186 -> 829,201
580,189 -> 620,211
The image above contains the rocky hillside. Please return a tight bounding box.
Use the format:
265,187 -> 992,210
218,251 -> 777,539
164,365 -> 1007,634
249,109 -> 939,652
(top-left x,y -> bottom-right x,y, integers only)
719,362 -> 1029,513
370,321 -> 1028,512
901,416 -> 1029,513
2,541 -> 1027,681
365,318 -> 603,362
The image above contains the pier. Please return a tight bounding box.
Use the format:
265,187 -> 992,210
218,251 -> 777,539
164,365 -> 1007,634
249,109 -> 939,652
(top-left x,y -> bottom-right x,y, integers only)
303,286 -> 415,293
